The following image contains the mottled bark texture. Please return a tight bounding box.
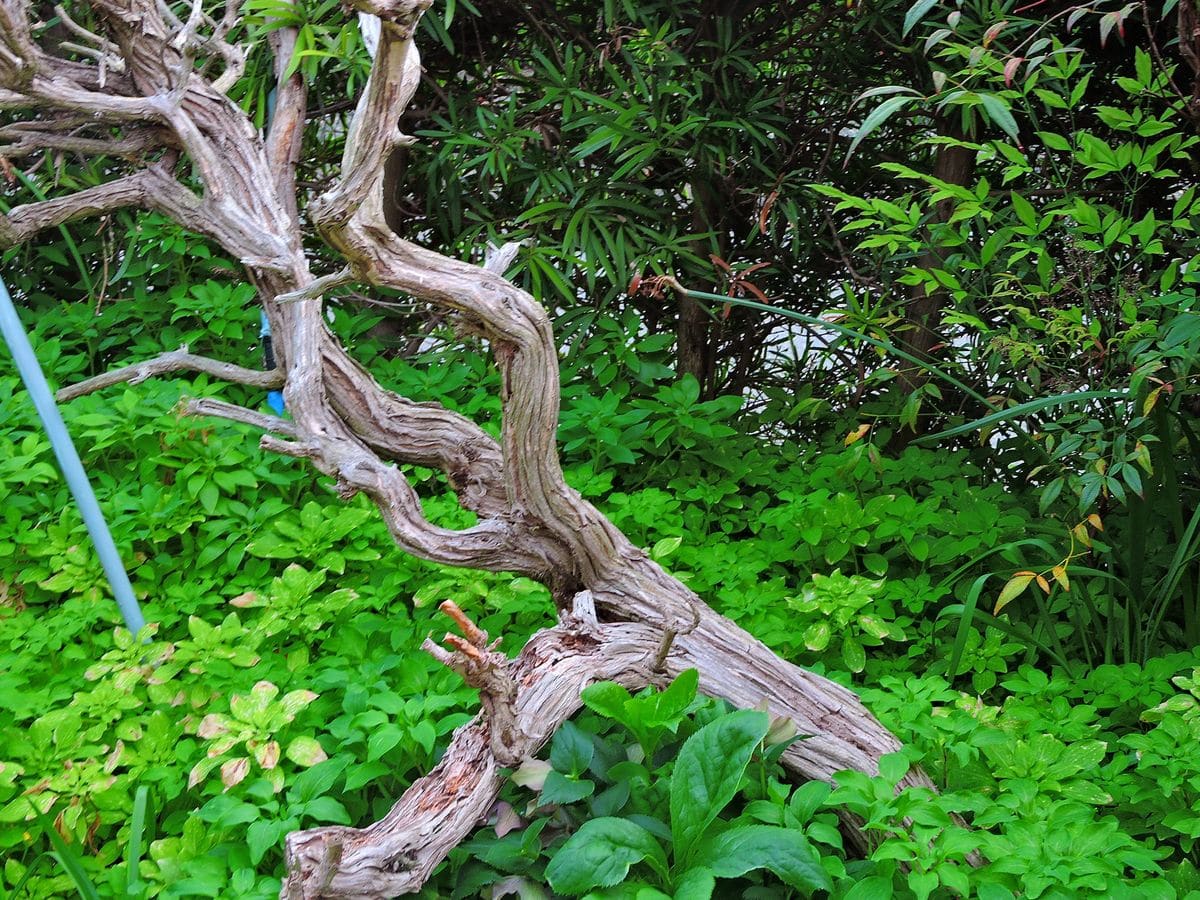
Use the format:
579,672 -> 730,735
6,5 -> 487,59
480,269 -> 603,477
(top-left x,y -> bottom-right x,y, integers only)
0,2 -> 934,897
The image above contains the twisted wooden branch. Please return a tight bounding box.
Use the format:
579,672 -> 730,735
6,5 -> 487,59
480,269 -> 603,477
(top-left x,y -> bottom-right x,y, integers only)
55,347 -> 283,402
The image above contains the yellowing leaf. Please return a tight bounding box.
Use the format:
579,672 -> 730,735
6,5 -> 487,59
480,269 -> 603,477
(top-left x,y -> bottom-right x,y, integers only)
995,572 -> 1035,615
1036,574 -> 1051,594
983,20 -> 1008,47
1134,441 -> 1153,475
511,758 -> 552,791
285,736 -> 329,767
196,714 -> 229,739
1073,523 -> 1092,548
1051,565 -> 1070,592
254,740 -> 281,770
1143,385 -> 1163,416
1088,514 -> 1104,532
845,423 -> 871,446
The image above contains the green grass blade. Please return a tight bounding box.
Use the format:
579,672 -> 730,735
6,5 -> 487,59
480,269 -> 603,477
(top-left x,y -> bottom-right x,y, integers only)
912,390 -> 1129,445
945,574 -> 991,680
7,170 -> 95,298
127,786 -> 150,896
1143,503 -> 1200,658
5,853 -> 47,898
933,538 -> 1058,593
28,801 -> 102,900
939,605 -> 1069,669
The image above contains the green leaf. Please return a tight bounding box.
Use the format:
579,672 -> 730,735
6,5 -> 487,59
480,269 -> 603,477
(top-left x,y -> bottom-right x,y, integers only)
367,724 -> 405,762
673,867 -> 715,900
301,796 -> 351,824
845,875 -> 896,899
848,96 -> 916,158
650,535 -> 683,560
544,818 -> 667,894
540,770 -> 595,805
409,720 -> 437,755
637,668 -> 699,729
701,825 -> 832,893
1010,191 -> 1037,229
290,756 -> 350,804
246,819 -> 282,865
582,681 -> 633,723
804,620 -> 831,652
877,752 -> 909,784
979,93 -> 1020,141
670,709 -> 769,867
842,635 -> 866,673
551,721 -> 595,776
903,0 -> 939,36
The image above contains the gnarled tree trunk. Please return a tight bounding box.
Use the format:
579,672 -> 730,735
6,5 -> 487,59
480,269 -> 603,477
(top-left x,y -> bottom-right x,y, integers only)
0,2 -> 934,897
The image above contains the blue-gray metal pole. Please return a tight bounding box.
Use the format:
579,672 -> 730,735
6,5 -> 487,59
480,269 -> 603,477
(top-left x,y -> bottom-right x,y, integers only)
0,276 -> 146,633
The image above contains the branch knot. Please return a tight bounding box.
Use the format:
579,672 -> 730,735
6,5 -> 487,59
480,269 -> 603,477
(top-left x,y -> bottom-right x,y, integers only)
423,600 -> 524,765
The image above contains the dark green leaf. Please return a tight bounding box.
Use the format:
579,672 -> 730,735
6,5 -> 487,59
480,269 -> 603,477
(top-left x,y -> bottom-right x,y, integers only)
670,709 -> 769,867
544,818 -> 667,894
701,825 -> 832,893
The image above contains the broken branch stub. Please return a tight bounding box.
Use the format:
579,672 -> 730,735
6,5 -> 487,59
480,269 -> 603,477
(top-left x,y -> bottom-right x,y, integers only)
0,0 -> 942,896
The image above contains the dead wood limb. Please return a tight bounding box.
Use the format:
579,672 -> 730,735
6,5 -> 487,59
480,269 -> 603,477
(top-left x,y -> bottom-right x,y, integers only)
284,599 -> 662,900
0,167 -> 164,245
181,397 -> 296,436
56,347 -> 283,401
0,122 -> 169,160
319,345 -> 509,518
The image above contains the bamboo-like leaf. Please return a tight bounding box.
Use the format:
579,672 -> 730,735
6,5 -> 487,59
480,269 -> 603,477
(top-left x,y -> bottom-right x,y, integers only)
853,85 -> 921,105
913,390 -> 1128,444
847,96 -> 916,159
903,0 -> 939,36
978,93 -> 1020,141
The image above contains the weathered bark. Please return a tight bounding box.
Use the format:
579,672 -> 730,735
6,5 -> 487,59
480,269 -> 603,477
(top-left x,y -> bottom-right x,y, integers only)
0,2 -> 940,897
895,132 -> 975,398
1179,0 -> 1200,121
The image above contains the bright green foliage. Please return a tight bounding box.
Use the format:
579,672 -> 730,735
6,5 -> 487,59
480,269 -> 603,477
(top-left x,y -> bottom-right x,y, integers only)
469,673 -> 834,898
814,1 -> 1200,665
8,0 -> 1200,897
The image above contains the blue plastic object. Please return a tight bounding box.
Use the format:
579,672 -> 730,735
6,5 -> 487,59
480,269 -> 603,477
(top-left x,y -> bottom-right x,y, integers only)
260,310 -> 286,415
0,276 -> 146,634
